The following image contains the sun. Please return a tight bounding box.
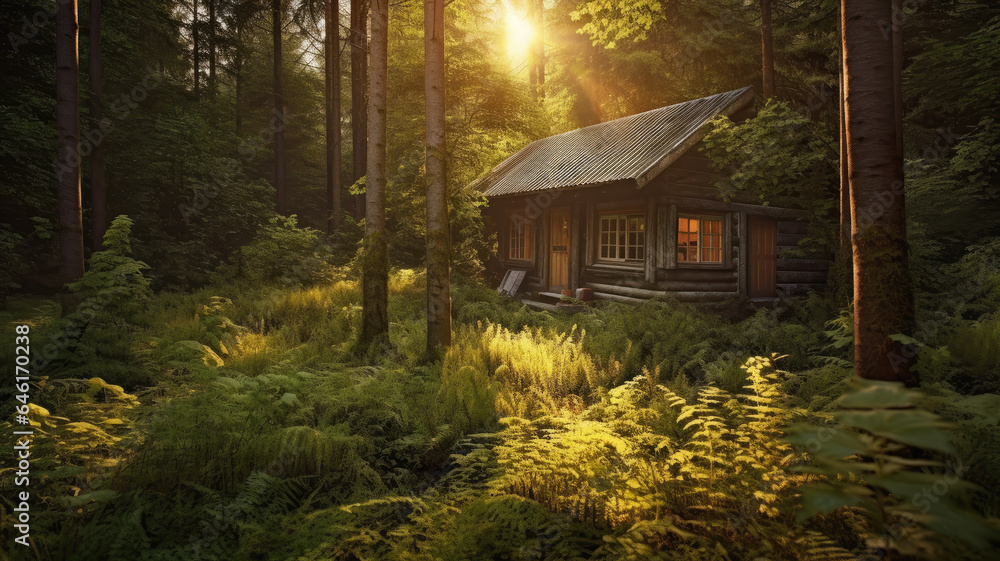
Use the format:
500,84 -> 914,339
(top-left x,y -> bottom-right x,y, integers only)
505,7 -> 534,64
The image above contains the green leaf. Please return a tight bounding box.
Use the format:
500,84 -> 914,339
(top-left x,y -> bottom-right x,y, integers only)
67,489 -> 118,506
796,483 -> 878,523
835,409 -> 955,454
837,379 -> 920,409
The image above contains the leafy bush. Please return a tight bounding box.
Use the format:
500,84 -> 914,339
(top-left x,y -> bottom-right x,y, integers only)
947,315 -> 1000,392
788,379 -> 1000,559
41,216 -> 155,388
235,215 -> 332,285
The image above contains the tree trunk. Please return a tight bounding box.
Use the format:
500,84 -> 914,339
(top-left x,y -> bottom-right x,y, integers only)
842,0 -> 915,383
839,32 -> 850,249
273,0 -> 287,215
760,0 -> 775,99
209,0 -> 216,99
535,0 -> 544,99
89,0 -> 107,250
361,0 -> 388,345
351,0 -> 368,220
193,0 -> 200,97
527,0 -> 537,100
327,0 -> 342,233
235,62 -> 243,133
425,0 -> 450,350
235,21 -> 244,133
891,0 -> 903,161
57,0 -> 84,284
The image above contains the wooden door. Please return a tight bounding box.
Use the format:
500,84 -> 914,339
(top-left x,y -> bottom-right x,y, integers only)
548,207 -> 570,292
748,215 -> 777,298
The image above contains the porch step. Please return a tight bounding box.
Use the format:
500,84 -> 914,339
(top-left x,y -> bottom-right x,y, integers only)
521,299 -> 588,314
521,299 -> 562,312
592,291 -> 652,305
538,291 -> 566,300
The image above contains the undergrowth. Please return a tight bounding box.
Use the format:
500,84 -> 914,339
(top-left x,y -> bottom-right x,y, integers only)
2,262 -> 998,560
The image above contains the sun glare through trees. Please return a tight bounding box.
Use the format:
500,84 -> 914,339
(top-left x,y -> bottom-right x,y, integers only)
2,0 -> 1000,559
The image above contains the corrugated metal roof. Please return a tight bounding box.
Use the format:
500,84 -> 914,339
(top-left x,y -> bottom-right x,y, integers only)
476,87 -> 754,198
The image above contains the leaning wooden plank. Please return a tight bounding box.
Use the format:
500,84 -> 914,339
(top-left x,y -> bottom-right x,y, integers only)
497,269 -> 527,296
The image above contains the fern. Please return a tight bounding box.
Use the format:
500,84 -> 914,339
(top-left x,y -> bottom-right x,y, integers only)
788,378 -> 1000,559
794,530 -> 858,561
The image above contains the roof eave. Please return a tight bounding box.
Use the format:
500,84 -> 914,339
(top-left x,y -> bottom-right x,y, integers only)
634,87 -> 755,189
483,178 -> 634,200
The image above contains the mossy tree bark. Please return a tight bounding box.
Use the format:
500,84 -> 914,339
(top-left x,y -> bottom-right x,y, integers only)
534,0 -> 544,99
209,0 -> 216,98
326,0 -> 342,233
273,0 -> 287,215
193,0 -> 200,97
425,0 -> 451,350
89,0 -> 107,250
351,0 -> 368,220
760,0 -> 775,99
361,0 -> 389,346
842,0 -> 915,383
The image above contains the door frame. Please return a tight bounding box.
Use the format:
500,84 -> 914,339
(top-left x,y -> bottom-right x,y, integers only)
748,214 -> 778,298
547,206 -> 571,292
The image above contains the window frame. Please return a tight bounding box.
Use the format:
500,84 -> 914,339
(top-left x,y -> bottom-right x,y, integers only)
507,214 -> 535,263
676,213 -> 727,268
595,208 -> 646,266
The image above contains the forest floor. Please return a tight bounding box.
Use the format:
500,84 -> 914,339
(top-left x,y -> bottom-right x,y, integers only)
1,270 -> 998,560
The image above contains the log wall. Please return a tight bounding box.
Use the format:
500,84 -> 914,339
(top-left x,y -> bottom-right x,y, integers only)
484,148 -> 829,306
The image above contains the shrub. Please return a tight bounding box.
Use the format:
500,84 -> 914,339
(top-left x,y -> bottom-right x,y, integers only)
236,215 -> 331,285
788,379 -> 1000,560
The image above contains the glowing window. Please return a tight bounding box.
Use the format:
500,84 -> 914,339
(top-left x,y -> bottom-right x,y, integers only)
678,215 -> 723,264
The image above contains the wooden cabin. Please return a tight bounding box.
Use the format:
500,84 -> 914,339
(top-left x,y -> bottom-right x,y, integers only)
475,87 -> 828,308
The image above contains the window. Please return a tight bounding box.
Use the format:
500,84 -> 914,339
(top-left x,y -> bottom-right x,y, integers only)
508,215 -> 534,260
599,212 -> 645,262
678,215 -> 724,264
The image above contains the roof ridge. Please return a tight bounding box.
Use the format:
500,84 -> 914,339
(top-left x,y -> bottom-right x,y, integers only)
477,87 -> 754,198
545,86 -> 753,140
